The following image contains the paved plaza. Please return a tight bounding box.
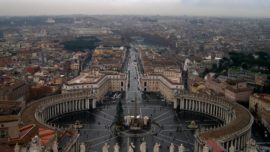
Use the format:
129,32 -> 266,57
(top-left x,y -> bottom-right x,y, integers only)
50,100 -> 222,152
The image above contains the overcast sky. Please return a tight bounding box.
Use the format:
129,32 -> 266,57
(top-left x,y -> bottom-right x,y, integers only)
0,0 -> 269,17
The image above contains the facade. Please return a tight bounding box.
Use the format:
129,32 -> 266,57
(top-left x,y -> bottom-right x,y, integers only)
206,75 -> 252,102
224,80 -> 253,102
0,115 -> 19,144
249,93 -> 270,133
62,71 -> 127,102
138,48 -> 184,103
0,100 -> 22,145
62,46 -> 128,102
140,74 -> 184,102
250,93 -> 270,113
0,80 -> 29,102
225,87 -> 253,102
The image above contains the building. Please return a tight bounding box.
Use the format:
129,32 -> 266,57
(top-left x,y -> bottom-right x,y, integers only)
0,115 -> 19,144
224,80 -> 253,102
228,68 -> 255,84
0,79 -> 29,102
205,75 -> 253,102
62,46 -> 128,102
91,46 -> 127,72
0,100 -> 23,145
249,93 -> 270,133
205,74 -> 227,95
255,73 -> 269,86
62,70 -> 127,102
140,74 -> 184,102
138,48 -> 184,103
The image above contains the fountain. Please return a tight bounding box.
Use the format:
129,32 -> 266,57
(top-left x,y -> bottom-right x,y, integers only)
187,120 -> 198,129
73,120 -> 83,129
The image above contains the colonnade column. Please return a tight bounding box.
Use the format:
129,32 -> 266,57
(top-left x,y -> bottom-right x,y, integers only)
79,100 -> 81,110
174,100 -> 177,109
53,105 -> 55,116
65,102 -> 67,113
48,107 -> 50,119
180,98 -> 183,109
199,102 -> 201,112
86,99 -> 90,109
92,99 -> 96,109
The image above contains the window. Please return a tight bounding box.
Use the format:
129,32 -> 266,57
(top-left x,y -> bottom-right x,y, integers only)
0,130 -> 8,138
121,82 -> 123,86
144,82 -> 147,86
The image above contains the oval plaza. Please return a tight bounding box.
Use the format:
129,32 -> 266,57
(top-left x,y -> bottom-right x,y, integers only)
21,46 -> 255,152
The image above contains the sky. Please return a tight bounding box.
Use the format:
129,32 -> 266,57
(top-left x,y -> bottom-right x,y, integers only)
0,0 -> 269,17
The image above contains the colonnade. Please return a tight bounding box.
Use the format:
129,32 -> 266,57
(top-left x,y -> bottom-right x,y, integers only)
175,97 -> 234,124
174,94 -> 253,152
38,98 -> 96,122
32,91 -> 253,152
34,91 -> 96,130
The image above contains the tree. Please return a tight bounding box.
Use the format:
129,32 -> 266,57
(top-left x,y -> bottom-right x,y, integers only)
200,68 -> 210,78
114,100 -> 124,128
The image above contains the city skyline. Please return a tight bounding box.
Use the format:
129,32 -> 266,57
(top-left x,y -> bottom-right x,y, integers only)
0,6 -> 270,151
0,0 -> 270,17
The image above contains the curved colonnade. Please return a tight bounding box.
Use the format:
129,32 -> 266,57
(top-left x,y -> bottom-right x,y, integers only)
174,93 -> 253,152
34,91 -> 96,130
33,92 -> 253,152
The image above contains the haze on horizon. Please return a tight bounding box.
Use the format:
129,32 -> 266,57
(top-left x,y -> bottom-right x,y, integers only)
0,0 -> 270,18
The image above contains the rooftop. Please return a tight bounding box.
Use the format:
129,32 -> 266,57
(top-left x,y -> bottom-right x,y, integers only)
0,115 -> 18,123
252,93 -> 270,104
0,100 -> 22,115
225,86 -> 253,93
67,72 -> 102,84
